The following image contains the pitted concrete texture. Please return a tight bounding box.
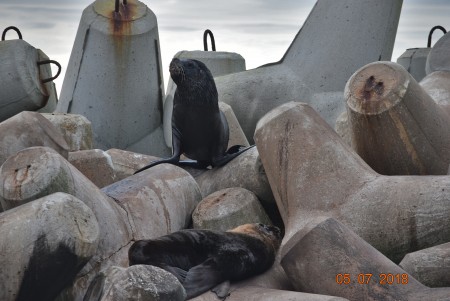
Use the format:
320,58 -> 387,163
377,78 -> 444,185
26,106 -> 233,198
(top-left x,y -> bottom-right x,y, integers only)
98,265 -> 186,301
420,70 -> 450,115
69,149 -> 116,188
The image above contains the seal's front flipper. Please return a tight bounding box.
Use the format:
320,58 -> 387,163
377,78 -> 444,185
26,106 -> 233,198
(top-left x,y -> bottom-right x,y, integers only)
213,145 -> 256,167
183,258 -> 224,299
211,280 -> 231,300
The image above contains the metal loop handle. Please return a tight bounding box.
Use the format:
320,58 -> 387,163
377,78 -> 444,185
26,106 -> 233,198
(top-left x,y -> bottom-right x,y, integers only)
2,26 -> 23,41
427,25 -> 447,48
115,0 -> 128,13
203,29 -> 216,51
37,60 -> 62,83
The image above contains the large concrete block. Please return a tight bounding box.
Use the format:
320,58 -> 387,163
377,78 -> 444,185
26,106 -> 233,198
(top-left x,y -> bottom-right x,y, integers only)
105,148 -> 159,181
192,188 -> 271,231
400,242 -> 450,288
68,149 -> 116,188
0,39 -> 48,121
102,164 -> 201,240
345,61 -> 450,175
396,48 -> 430,82
216,0 -> 402,142
162,50 -> 246,147
420,70 -> 450,115
254,102 -> 450,263
281,217 -> 450,301
0,111 -> 69,167
57,0 -> 167,156
42,113 -> 93,151
0,192 -> 99,301
94,265 -> 186,301
426,31 -> 450,74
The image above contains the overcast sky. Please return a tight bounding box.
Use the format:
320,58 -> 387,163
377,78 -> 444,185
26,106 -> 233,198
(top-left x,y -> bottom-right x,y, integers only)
1,0 -> 449,94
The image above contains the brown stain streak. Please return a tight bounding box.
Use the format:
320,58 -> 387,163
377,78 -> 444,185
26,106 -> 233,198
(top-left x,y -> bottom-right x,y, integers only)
362,75 -> 385,101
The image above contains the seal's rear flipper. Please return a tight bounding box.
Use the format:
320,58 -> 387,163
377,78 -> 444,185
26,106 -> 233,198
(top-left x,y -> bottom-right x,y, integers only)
213,145 -> 256,167
211,280 -> 231,300
178,159 -> 210,169
159,264 -> 188,284
133,155 -> 181,174
183,258 -> 224,299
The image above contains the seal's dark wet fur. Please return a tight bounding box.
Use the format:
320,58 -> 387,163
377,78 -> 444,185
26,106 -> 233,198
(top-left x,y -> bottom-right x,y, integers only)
134,58 -> 253,174
128,223 -> 282,299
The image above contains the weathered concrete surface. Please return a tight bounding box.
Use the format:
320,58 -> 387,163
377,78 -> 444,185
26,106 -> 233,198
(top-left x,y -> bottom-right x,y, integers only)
94,265 -> 186,301
0,39 -> 49,121
345,61 -> 450,175
281,217 -> 450,301
400,242 -> 450,288
192,286 -> 349,301
426,32 -> 450,74
254,102 -> 450,263
42,113 -> 93,151
163,50 -> 246,148
216,0 -> 402,142
57,0 -> 167,156
105,148 -> 159,181
103,164 -> 201,240
0,147 -> 132,300
193,146 -> 280,226
0,192 -> 99,301
0,111 -> 69,166
334,111 -> 351,146
396,48 -> 430,82
192,187 -> 271,231
219,102 -> 250,148
68,149 -> 116,188
420,71 -> 450,115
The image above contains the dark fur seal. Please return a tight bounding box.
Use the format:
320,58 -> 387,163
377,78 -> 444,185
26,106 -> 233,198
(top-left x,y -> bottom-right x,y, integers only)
134,58 -> 253,174
128,223 -> 282,299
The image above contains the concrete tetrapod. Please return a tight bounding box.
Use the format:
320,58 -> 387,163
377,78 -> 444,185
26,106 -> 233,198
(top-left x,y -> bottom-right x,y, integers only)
216,0 -> 402,142
400,242 -> 450,287
0,111 -> 69,167
281,216 -> 450,301
420,71 -> 450,116
0,192 -> 99,301
102,164 -> 202,240
345,61 -> 450,175
254,102 -> 450,263
426,32 -> 450,74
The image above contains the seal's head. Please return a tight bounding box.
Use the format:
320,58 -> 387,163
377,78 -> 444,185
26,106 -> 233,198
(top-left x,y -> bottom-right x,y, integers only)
228,223 -> 283,253
170,58 -> 217,104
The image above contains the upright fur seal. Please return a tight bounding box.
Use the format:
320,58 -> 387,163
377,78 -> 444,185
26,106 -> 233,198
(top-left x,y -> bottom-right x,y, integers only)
134,58 -> 253,174
128,223 -> 282,299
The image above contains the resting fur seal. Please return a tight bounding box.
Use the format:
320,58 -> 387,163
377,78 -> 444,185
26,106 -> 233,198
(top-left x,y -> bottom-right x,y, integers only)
128,223 -> 282,299
134,58 -> 253,174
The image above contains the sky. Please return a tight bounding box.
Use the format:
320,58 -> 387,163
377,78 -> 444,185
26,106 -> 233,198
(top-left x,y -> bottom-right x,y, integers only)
0,0 -> 449,95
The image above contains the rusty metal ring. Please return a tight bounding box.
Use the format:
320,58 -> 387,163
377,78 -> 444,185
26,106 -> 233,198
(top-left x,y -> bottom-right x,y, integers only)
2,26 -> 23,41
37,60 -> 62,83
428,25 -> 447,48
203,29 -> 216,51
